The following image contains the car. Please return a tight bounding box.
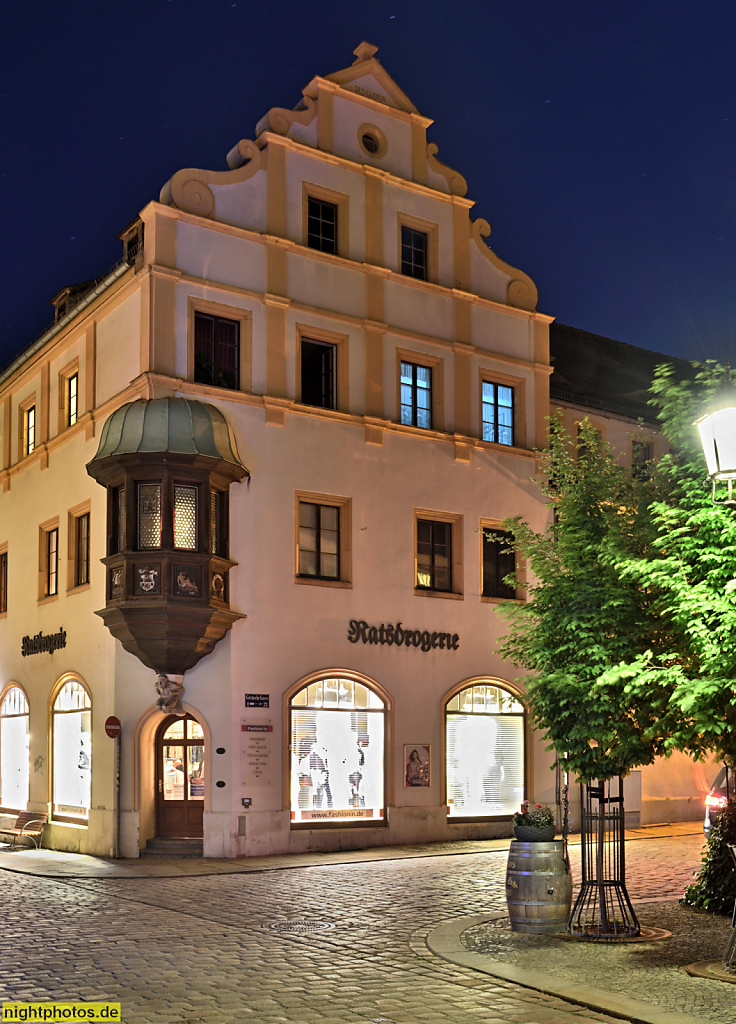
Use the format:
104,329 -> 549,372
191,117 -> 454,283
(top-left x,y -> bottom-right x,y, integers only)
704,765 -> 733,838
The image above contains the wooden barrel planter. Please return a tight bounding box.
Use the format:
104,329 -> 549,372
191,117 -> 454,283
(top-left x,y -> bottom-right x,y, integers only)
506,840 -> 572,934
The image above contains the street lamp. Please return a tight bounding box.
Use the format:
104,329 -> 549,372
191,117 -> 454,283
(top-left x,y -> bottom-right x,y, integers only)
694,377 -> 736,505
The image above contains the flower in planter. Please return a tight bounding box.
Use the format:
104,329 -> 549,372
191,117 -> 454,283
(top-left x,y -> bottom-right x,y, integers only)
512,800 -> 554,829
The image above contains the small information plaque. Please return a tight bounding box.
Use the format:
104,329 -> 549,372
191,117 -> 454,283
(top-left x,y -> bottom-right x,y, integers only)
245,693 -> 270,708
242,723 -> 273,784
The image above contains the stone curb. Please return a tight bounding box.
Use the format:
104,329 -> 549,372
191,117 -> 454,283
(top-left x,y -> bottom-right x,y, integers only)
425,913 -> 708,1024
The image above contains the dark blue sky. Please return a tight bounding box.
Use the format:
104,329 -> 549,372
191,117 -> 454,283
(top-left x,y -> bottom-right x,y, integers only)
3,0 -> 736,371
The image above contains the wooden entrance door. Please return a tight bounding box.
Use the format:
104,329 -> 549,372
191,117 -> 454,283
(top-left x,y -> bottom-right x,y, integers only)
155,714 -> 205,838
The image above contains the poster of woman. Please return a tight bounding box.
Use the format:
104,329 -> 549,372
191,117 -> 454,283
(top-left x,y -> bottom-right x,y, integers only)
404,745 -> 430,787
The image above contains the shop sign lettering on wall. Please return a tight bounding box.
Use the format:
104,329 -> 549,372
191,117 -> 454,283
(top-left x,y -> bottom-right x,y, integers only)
347,619 -> 459,652
245,694 -> 270,708
21,628 -> 67,658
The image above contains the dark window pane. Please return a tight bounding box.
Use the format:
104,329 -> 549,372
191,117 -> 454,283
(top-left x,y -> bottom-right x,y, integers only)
307,198 -> 338,255
301,340 -> 335,409
138,483 -> 162,549
0,552 -> 7,613
482,529 -> 516,599
194,312 -> 239,390
400,226 -> 428,280
47,528 -> 58,596
416,519 -> 451,591
76,513 -> 90,587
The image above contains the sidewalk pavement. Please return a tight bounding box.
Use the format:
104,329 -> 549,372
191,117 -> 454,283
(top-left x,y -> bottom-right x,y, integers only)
3,821 -> 730,1024
0,819 -> 700,877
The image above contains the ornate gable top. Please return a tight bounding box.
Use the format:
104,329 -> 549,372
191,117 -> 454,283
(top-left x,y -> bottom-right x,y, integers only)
321,40 -> 421,115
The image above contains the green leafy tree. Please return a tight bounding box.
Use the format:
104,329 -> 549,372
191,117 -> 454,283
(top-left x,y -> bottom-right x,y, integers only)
499,414 -> 668,782
608,361 -> 736,768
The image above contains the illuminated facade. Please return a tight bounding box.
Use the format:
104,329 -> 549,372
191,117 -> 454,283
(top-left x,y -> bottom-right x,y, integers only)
0,44 -> 710,857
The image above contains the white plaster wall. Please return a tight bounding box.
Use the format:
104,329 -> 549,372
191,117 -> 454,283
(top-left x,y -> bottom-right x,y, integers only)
210,171 -> 268,233
286,253 -> 366,321
469,236 -> 517,306
331,95 -> 413,182
383,282 -> 454,345
10,371 -> 42,465
175,222 -> 267,295
96,292 -> 142,407
285,150 -> 367,262
471,304 -> 534,362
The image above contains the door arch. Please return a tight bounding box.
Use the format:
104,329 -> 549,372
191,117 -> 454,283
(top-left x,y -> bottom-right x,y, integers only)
155,713 -> 205,838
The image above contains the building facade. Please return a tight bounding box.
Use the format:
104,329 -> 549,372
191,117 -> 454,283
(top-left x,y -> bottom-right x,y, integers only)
0,44 -> 710,858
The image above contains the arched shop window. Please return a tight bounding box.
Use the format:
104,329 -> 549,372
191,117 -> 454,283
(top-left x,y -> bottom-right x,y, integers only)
52,679 -> 91,822
445,682 -> 525,819
0,686 -> 30,811
290,676 -> 385,825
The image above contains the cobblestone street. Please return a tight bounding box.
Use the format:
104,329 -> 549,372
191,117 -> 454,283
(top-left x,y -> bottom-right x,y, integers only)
0,831 -> 724,1024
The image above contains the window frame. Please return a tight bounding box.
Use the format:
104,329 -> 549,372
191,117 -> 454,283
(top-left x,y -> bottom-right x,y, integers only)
397,213 -> 439,284
443,677 -> 527,823
302,183 -> 349,259
478,370 -> 525,449
50,676 -> 92,825
0,683 -> 30,813
481,381 -> 515,447
0,546 -> 6,616
480,522 -> 520,602
187,298 -> 252,393
19,397 -> 37,460
39,517 -> 60,602
67,501 -> 92,592
58,357 -> 81,433
296,325 -> 349,414
294,491 -> 352,589
414,510 -> 463,599
396,349 -> 444,432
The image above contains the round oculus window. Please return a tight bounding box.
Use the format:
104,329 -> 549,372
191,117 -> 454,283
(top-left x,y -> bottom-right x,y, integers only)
357,124 -> 387,159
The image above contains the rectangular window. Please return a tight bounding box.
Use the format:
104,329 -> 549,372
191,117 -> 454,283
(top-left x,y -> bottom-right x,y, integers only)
67,373 -> 78,427
400,361 -> 432,429
298,502 -> 340,580
482,528 -> 516,599
111,486 -> 126,555
482,382 -> 514,446
194,312 -> 240,390
307,197 -> 338,254
301,339 -> 336,409
174,485 -> 198,551
46,528 -> 59,597
632,440 -> 652,481
400,226 -> 428,280
75,513 -> 90,587
24,406 -> 35,457
138,483 -> 162,549
416,519 -> 452,592
210,489 -> 228,557
0,551 -> 6,614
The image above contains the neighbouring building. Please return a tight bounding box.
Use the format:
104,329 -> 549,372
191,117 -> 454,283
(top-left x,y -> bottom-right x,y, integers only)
0,44 -> 711,858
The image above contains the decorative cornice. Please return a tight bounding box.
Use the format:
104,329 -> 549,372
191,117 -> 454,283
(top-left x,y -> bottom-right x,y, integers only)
471,219 -> 539,312
426,143 -> 468,198
159,141 -> 263,218
254,96 -> 317,140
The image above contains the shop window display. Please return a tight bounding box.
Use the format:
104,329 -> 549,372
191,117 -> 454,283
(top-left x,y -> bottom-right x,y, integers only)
0,687 -> 30,810
290,677 -> 385,824
445,683 -> 524,818
52,679 -> 91,821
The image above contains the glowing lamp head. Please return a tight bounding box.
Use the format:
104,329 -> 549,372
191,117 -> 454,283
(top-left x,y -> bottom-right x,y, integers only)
695,404 -> 736,480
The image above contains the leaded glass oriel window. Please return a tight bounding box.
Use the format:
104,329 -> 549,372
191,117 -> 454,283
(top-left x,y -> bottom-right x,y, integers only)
138,483 -> 162,549
174,485 -> 198,551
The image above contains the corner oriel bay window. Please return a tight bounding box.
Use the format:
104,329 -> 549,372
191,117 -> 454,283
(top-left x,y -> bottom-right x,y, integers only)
446,682 -> 525,819
138,483 -> 162,549
482,382 -> 514,445
52,679 -> 92,822
174,485 -> 198,550
416,519 -> 451,591
194,312 -> 239,390
400,361 -> 432,429
290,675 -> 386,825
298,502 -> 339,579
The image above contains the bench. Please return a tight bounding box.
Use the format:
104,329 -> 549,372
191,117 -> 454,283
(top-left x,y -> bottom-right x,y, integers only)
0,811 -> 48,849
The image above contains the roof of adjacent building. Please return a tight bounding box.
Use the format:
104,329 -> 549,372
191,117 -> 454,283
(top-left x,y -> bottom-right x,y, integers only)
549,322 -> 692,423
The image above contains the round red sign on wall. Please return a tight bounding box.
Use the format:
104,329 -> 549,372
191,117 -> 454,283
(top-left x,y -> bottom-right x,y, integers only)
105,716 -> 122,738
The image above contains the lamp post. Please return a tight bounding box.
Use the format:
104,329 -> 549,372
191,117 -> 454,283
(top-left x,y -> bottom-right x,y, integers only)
694,377 -> 736,505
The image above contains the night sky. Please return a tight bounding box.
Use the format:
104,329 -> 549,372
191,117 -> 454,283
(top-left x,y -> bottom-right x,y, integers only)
4,1 -> 736,373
